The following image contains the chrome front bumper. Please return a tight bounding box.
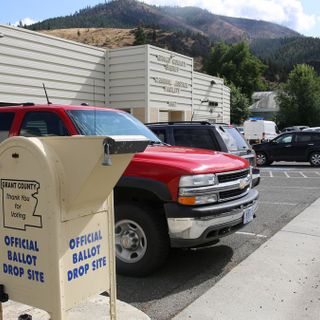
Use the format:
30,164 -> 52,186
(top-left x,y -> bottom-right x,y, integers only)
167,197 -> 258,247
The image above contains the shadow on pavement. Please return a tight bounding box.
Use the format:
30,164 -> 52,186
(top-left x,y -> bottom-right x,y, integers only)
116,244 -> 233,303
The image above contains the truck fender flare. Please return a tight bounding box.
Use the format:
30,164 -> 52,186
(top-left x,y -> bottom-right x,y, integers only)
116,176 -> 172,201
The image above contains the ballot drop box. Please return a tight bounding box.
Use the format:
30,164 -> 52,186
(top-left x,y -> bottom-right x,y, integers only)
0,135 -> 148,320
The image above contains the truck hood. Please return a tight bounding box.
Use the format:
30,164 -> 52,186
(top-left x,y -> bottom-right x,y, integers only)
126,145 -> 248,175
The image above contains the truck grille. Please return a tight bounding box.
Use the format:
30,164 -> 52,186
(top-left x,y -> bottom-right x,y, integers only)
217,169 -> 250,183
219,186 -> 249,200
216,169 -> 251,202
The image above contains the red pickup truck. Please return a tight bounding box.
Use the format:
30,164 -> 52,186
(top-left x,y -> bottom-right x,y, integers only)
0,103 -> 259,276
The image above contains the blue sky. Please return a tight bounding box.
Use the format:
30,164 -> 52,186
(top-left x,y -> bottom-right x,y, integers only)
1,0 -> 319,37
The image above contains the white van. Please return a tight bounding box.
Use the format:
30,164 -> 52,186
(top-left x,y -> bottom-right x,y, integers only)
244,120 -> 278,144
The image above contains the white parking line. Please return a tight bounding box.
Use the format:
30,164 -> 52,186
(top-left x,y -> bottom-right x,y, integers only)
259,186 -> 319,190
262,176 -> 320,179
236,231 -> 267,238
299,172 -> 308,178
261,169 -> 320,178
259,201 -> 297,206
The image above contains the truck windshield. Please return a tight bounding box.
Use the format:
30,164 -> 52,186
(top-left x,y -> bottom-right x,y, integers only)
217,126 -> 250,152
66,109 -> 161,142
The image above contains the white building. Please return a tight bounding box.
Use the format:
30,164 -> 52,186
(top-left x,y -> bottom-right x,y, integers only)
0,24 -> 230,124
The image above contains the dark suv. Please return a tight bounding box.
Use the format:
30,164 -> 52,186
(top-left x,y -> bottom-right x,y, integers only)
147,121 -> 260,186
253,131 -> 320,166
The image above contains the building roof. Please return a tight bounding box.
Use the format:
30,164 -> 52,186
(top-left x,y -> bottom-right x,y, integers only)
250,91 -> 279,112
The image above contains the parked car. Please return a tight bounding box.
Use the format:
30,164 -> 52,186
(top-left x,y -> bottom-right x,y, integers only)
282,125 -> 309,132
146,121 -> 260,187
243,119 -> 278,144
253,131 -> 320,166
0,103 -> 259,276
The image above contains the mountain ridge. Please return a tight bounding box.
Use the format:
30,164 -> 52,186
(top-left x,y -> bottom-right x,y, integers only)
29,0 -> 300,42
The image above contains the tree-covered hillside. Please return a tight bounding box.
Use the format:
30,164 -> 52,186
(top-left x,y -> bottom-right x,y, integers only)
251,37 -> 320,81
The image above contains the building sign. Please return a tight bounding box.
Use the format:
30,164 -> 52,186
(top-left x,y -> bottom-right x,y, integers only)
149,48 -> 193,110
2,179 -> 42,230
156,54 -> 187,73
153,77 -> 189,96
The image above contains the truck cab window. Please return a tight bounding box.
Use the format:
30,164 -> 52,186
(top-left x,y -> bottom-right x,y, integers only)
0,112 -> 15,142
20,112 -> 69,137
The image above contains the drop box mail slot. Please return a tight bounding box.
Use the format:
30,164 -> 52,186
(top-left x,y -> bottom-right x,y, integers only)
0,135 -> 148,320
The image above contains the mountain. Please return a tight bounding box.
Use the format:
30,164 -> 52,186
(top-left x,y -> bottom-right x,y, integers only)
40,27 -> 211,71
251,37 -> 320,81
29,0 -> 299,42
159,6 -> 299,42
29,0 -> 320,80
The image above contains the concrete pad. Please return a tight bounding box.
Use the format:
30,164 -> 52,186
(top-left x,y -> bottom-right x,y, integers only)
174,198 -> 320,320
3,295 -> 150,320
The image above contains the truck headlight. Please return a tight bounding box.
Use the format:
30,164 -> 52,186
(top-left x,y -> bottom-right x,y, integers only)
178,174 -> 218,205
179,174 -> 216,187
178,193 -> 218,205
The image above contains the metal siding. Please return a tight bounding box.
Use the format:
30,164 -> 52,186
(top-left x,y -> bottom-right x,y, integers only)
0,24 -> 106,105
107,45 -> 147,110
223,85 -> 231,124
192,72 -> 229,123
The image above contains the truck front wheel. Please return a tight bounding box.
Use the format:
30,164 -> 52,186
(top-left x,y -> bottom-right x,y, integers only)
115,203 -> 170,277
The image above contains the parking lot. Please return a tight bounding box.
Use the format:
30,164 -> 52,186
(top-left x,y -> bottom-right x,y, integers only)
116,163 -> 320,320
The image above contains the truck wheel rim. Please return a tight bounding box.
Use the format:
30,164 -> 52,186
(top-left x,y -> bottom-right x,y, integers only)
256,153 -> 266,165
311,153 -> 320,165
115,219 -> 147,263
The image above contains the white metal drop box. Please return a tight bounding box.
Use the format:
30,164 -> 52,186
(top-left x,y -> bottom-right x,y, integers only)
0,135 -> 148,319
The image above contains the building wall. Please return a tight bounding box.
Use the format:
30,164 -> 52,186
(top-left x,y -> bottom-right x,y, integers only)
149,107 -> 159,123
0,25 -> 230,124
131,107 -> 146,122
223,86 -> 231,124
148,45 -> 193,121
107,45 -> 193,122
106,46 -> 147,110
193,72 -> 226,123
0,25 -> 106,105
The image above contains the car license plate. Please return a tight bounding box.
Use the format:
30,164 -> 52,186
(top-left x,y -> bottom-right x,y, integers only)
243,206 -> 254,224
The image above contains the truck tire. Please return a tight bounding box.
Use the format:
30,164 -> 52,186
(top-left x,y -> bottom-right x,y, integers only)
115,203 -> 170,277
309,151 -> 320,166
256,152 -> 272,166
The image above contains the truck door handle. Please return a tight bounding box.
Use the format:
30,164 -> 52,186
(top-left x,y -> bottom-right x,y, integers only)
285,145 -> 292,147
308,143 -> 314,146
